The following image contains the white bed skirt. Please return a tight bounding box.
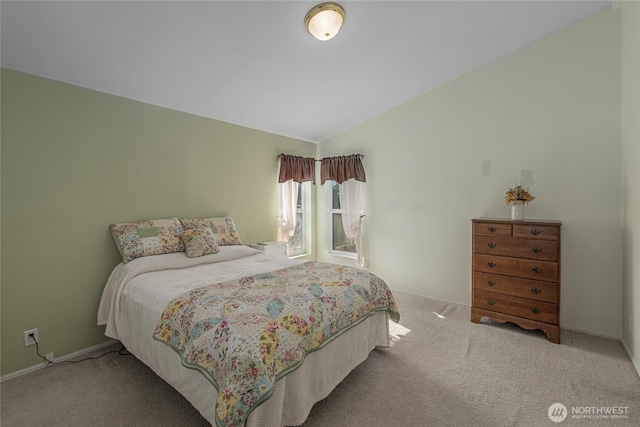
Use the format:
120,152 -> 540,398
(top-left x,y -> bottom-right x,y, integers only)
123,311 -> 390,426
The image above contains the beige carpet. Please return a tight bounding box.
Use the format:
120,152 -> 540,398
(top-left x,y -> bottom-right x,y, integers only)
2,290 -> 639,426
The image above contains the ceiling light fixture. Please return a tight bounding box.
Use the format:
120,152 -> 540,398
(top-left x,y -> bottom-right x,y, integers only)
304,3 -> 345,41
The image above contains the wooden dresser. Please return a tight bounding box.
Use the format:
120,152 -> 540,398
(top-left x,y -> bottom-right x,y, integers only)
471,218 -> 561,343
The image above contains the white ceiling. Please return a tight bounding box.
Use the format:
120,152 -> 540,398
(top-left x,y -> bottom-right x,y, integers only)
1,0 -> 611,143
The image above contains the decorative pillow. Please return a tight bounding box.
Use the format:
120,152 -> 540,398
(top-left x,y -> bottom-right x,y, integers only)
181,228 -> 220,258
179,216 -> 243,246
110,218 -> 185,263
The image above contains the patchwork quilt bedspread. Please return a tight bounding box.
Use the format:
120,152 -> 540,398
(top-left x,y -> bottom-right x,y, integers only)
153,261 -> 399,427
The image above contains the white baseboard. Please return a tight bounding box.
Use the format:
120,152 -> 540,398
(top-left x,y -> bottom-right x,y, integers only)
0,340 -> 119,383
621,338 -> 640,378
390,287 -> 471,309
560,324 -> 621,341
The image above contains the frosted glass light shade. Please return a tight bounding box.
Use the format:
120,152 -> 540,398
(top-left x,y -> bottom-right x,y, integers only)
305,3 -> 345,41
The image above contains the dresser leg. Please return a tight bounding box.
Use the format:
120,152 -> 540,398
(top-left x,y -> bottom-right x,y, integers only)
544,326 -> 561,344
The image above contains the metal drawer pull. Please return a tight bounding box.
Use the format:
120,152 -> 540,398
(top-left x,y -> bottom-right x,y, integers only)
531,288 -> 541,294
531,267 -> 541,273
487,243 -> 496,248
487,299 -> 496,305
531,308 -> 541,315
487,262 -> 496,268
488,226 -> 496,232
531,247 -> 542,253
487,280 -> 496,286
530,229 -> 541,235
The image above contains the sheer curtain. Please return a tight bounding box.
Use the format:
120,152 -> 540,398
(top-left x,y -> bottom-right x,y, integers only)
276,180 -> 298,242
276,154 -> 315,242
321,155 -> 368,268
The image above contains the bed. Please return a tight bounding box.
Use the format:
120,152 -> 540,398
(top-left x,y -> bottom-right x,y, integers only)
98,239 -> 399,427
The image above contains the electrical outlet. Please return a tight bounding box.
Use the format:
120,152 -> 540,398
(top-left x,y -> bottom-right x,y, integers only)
24,328 -> 38,347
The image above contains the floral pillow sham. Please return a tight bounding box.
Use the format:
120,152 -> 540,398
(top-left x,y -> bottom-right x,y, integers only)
111,218 -> 185,263
179,216 -> 243,246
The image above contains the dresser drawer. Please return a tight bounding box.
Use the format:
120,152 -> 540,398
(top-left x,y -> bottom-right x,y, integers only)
513,224 -> 559,241
473,235 -> 559,261
473,289 -> 558,324
473,222 -> 512,237
473,254 -> 558,282
473,272 -> 558,304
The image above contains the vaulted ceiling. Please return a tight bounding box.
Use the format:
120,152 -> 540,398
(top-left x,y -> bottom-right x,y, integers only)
1,1 -> 611,142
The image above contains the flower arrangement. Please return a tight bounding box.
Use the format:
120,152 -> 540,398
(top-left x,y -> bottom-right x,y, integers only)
505,184 -> 535,205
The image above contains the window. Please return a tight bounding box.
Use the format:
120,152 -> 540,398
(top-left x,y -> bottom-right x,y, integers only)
330,181 -> 356,254
276,154 -> 314,257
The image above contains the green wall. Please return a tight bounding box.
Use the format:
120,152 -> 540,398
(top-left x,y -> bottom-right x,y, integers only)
318,7 -> 623,338
621,0 -> 640,373
0,68 -> 316,375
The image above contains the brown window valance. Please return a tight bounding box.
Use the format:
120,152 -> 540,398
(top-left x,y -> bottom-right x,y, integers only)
278,154 -> 316,184
320,154 -> 366,184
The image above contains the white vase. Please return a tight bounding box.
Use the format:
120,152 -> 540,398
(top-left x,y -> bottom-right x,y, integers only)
511,200 -> 525,220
